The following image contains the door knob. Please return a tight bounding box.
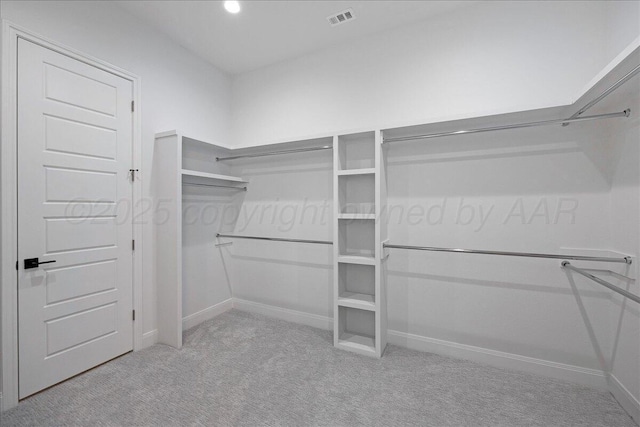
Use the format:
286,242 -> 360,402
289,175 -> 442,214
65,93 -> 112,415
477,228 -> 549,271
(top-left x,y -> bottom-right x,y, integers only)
24,258 -> 56,270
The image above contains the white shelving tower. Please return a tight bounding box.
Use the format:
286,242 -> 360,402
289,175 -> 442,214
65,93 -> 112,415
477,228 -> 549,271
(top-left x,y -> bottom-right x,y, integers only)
333,130 -> 387,357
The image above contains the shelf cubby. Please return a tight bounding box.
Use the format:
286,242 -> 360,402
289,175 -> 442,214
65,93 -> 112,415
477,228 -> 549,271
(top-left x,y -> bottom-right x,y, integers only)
336,306 -> 376,355
181,136 -> 234,176
338,219 -> 375,258
337,131 -> 376,171
337,263 -> 375,311
338,174 -> 375,215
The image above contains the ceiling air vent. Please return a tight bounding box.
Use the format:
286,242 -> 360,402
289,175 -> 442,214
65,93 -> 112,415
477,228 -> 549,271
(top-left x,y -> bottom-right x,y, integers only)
327,9 -> 355,27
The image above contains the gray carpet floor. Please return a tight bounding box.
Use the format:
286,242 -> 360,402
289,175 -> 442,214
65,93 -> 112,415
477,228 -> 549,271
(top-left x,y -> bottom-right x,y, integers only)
2,309 -> 636,426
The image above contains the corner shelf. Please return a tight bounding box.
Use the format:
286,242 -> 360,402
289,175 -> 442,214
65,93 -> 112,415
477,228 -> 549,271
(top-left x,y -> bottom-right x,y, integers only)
181,169 -> 247,184
155,131 -> 246,350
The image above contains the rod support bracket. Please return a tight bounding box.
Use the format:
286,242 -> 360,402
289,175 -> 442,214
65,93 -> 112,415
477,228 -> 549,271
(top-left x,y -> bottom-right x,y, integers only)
561,261 -> 570,267
381,239 -> 390,260
624,256 -> 633,264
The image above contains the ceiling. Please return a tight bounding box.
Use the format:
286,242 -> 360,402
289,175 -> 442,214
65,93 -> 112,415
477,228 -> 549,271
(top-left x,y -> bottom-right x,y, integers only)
116,1 -> 471,75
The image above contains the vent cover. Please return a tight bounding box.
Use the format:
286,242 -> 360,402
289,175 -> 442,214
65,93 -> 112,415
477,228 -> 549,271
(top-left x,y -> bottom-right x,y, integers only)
327,8 -> 355,27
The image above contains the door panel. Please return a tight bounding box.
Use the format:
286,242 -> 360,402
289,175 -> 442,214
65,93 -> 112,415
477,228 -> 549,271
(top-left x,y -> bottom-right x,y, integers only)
45,115 -> 118,160
44,62 -> 118,116
46,303 -> 118,356
17,38 -> 134,399
45,217 -> 117,252
45,167 -> 117,202
45,260 -> 117,304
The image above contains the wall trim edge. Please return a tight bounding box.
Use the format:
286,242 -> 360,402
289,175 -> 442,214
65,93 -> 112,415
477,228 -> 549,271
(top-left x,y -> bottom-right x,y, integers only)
609,373 -> 640,423
387,329 -> 608,390
232,298 -> 333,330
231,297 -> 609,391
140,329 -> 158,350
182,298 -> 234,331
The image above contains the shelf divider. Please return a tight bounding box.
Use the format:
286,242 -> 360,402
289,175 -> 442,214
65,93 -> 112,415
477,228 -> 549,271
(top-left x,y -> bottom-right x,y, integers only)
338,292 -> 375,311
337,255 -> 376,265
337,168 -> 376,176
338,213 -> 376,220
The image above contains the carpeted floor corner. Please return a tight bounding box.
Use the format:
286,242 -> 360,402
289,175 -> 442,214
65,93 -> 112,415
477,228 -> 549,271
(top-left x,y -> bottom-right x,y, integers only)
2,309 -> 636,426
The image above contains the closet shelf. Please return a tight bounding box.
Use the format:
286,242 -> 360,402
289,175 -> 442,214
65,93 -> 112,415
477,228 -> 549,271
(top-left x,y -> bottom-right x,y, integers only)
337,168 -> 376,176
338,213 -> 376,220
338,292 -> 375,311
181,169 -> 247,184
337,333 -> 376,355
337,255 -> 376,265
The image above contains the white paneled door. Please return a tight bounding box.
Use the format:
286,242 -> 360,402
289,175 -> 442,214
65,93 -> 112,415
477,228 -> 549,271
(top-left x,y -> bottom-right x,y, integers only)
17,39 -> 134,399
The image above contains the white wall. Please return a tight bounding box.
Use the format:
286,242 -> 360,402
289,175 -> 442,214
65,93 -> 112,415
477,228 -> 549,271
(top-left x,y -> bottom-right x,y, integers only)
228,150 -> 334,318
384,120 -> 615,367
1,1 -> 232,339
605,1 -> 640,62
231,1 -> 638,148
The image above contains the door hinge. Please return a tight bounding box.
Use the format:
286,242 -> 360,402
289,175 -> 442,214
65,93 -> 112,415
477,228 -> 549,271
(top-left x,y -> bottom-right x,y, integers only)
16,261 -> 18,271
131,100 -> 135,112
129,168 -> 139,182
132,239 -> 135,251
132,310 -> 136,321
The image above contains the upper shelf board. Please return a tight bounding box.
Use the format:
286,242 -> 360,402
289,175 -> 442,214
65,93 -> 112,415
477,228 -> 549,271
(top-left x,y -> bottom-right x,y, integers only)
181,169 -> 247,184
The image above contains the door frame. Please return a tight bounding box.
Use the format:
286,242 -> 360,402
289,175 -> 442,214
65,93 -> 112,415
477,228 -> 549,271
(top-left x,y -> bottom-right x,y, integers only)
1,21 -> 143,411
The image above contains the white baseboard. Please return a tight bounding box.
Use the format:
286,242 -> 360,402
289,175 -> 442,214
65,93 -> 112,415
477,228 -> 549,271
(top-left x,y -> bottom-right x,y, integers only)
387,329 -> 608,390
232,298 -> 333,330
141,329 -> 158,349
182,298 -> 233,331
609,373 -> 640,424
137,299 -> 234,350
231,298 -> 609,390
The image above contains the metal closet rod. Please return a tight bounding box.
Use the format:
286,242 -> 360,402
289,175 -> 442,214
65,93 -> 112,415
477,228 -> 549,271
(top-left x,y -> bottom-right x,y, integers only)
382,109 -> 630,143
216,233 -> 333,245
216,145 -> 333,161
383,243 -> 633,264
562,262 -> 640,305
183,182 -> 247,191
564,63 -> 640,124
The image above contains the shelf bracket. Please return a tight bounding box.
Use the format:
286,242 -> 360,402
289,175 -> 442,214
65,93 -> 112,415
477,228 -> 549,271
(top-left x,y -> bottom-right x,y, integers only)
381,239 -> 390,260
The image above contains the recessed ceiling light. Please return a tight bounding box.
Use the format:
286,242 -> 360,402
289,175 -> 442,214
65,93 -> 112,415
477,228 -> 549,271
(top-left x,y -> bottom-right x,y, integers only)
224,1 -> 241,14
